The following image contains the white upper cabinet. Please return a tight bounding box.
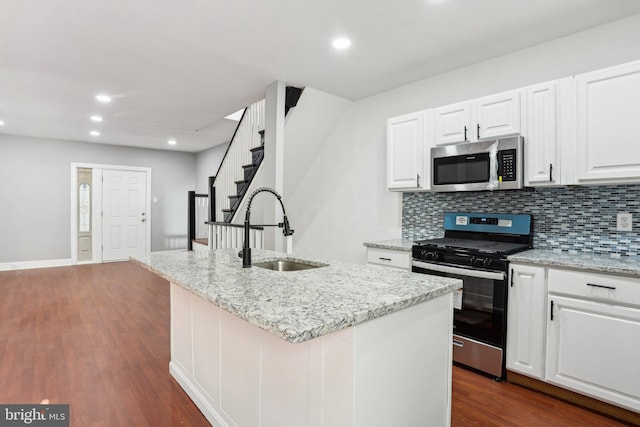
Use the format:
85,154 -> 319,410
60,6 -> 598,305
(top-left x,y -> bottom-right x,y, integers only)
434,102 -> 472,145
574,60 -> 640,184
523,80 -> 561,186
387,112 -> 422,190
387,111 -> 428,191
475,91 -> 522,140
434,90 -> 521,146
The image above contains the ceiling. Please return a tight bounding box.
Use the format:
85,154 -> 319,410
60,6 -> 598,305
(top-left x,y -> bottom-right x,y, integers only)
2,0 -> 640,153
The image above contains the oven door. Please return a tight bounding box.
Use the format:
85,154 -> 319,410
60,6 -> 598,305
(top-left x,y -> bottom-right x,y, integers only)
412,260 -> 507,348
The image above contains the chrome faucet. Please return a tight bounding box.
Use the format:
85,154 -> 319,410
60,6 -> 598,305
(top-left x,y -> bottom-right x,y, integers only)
239,187 -> 294,268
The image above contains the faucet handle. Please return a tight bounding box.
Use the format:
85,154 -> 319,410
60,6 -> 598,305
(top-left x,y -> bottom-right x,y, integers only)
282,216 -> 294,236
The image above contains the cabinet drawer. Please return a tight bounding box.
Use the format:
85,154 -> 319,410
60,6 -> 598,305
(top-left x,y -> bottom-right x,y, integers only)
366,248 -> 411,270
548,269 -> 640,307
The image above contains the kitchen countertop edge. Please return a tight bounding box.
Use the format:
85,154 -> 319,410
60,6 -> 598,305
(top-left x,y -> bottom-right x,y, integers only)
363,239 -> 414,252
508,249 -> 640,277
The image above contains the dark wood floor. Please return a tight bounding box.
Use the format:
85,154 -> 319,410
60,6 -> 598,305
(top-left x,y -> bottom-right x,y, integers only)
0,262 -> 635,426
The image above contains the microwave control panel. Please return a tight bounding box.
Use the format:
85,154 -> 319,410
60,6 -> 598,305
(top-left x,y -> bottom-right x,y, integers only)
498,149 -> 517,181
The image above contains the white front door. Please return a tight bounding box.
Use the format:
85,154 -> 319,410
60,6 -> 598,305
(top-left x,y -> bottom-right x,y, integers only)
103,169 -> 147,262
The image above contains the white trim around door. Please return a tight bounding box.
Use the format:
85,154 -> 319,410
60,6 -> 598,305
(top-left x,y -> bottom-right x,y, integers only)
70,163 -> 152,264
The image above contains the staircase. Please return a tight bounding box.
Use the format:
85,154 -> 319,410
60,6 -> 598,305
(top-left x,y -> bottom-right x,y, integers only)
222,131 -> 265,222
212,100 -> 265,223
212,86 -> 304,224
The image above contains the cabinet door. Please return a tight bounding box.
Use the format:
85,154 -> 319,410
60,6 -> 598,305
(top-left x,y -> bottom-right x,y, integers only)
546,295 -> 640,412
475,91 -> 521,140
524,82 -> 560,186
575,60 -> 640,184
387,112 -> 425,191
434,102 -> 472,145
506,264 -> 546,379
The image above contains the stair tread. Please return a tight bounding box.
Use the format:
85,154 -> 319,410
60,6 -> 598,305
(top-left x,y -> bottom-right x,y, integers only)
228,194 -> 241,199
250,146 -> 264,152
242,163 -> 258,169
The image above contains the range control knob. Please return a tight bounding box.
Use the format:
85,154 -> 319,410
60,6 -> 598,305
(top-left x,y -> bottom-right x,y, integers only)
472,257 -> 491,268
427,251 -> 439,262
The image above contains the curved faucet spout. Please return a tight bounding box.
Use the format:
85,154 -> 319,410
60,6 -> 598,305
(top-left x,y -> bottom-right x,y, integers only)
239,187 -> 294,268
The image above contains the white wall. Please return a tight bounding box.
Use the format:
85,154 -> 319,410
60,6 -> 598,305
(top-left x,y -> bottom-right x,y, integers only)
195,143 -> 228,194
286,12 -> 640,264
283,88 -> 353,260
0,134 -> 196,263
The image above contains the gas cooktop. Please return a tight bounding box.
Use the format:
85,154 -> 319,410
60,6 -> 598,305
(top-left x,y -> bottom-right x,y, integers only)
412,212 -> 533,260
413,237 -> 531,255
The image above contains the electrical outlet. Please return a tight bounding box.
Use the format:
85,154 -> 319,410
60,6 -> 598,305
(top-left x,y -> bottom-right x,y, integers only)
617,213 -> 633,232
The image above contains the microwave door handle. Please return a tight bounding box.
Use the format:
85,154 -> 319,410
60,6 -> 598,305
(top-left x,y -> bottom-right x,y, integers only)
413,260 -> 506,281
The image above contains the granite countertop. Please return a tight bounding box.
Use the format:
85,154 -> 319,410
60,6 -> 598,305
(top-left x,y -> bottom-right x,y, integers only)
131,249 -> 461,344
508,249 -> 640,278
363,238 -> 414,252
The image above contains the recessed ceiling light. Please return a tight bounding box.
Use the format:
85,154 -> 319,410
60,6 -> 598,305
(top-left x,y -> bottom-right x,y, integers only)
332,37 -> 351,50
90,130 -> 100,136
90,115 -> 103,122
0,120 -> 4,126
95,94 -> 112,103
168,139 -> 177,146
224,108 -> 245,121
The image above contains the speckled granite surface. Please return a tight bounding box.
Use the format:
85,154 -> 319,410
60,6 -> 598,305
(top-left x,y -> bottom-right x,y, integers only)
131,249 -> 461,344
509,249 -> 640,277
363,239 -> 414,252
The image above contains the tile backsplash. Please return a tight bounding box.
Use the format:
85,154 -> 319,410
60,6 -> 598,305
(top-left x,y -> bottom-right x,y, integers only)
402,184 -> 640,257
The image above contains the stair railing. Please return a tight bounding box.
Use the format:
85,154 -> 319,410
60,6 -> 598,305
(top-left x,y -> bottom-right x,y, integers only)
212,99 -> 265,223
187,191 -> 209,250
208,222 -> 264,250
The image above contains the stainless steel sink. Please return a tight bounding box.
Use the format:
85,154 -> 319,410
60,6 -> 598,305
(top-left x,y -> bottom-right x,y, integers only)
253,259 -> 327,271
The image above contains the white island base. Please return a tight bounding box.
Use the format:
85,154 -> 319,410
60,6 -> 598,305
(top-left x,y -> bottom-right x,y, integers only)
170,283 -> 454,427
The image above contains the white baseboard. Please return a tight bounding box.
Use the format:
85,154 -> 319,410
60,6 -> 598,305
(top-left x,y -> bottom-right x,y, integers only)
0,258 -> 73,272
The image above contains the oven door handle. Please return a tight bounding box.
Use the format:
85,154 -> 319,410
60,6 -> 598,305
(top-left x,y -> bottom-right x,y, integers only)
412,260 -> 506,280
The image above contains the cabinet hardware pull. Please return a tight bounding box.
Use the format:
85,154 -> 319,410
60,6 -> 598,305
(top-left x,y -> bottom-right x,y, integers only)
416,174 -> 420,188
379,257 -> 392,261
510,269 -> 514,287
550,300 -> 554,321
452,339 -> 464,348
464,126 -> 468,141
586,283 -> 616,290
477,124 -> 480,140
549,164 -> 553,182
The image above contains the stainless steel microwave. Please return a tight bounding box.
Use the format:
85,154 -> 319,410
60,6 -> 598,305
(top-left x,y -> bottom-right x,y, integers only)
430,136 -> 524,192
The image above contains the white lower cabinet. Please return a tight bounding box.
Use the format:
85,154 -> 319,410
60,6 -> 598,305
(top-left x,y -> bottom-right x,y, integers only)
366,247 -> 411,270
545,269 -> 640,413
506,264 -> 546,379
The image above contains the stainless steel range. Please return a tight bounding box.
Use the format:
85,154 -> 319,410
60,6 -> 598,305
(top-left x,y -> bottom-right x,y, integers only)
412,212 -> 533,380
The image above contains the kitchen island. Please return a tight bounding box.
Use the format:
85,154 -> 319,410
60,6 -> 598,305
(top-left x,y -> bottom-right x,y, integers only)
132,249 -> 461,427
